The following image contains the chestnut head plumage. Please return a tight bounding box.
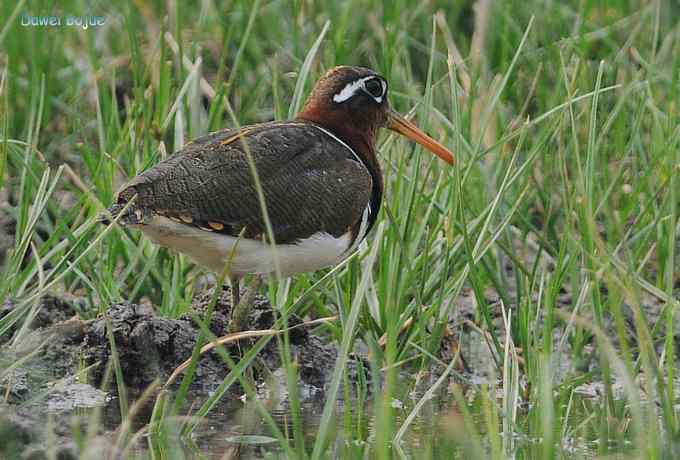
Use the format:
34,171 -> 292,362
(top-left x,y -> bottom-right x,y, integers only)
297,65 -> 454,165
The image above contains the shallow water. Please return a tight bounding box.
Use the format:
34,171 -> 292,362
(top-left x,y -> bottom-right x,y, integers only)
3,359 -> 631,459
0,295 -> 640,459
81,376 -> 610,459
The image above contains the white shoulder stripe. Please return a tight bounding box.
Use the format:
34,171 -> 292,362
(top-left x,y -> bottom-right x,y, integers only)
310,124 -> 374,253
309,124 -> 364,165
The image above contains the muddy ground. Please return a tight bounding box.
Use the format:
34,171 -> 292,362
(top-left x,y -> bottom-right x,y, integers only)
0,266 -> 676,458
0,289 -> 367,458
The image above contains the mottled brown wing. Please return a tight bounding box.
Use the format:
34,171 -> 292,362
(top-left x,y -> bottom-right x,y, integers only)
109,121 -> 372,244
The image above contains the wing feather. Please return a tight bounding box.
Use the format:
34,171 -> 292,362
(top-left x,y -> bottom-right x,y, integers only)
109,122 -> 372,244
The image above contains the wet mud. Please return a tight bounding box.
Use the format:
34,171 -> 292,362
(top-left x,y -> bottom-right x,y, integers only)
1,251 -> 675,459
0,288 -> 368,458
81,288 -> 361,393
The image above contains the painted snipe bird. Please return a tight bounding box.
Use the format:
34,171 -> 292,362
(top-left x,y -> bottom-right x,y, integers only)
104,65 -> 454,330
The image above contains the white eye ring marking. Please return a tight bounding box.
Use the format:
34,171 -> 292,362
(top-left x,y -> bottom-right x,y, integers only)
333,76 -> 386,103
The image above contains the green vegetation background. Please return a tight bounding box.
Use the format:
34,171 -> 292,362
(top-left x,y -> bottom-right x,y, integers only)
1,0 -> 680,458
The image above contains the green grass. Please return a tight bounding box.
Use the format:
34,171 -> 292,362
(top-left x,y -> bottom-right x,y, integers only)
2,0 -> 680,458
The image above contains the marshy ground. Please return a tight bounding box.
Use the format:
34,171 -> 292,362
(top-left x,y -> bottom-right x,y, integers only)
2,0 -> 680,459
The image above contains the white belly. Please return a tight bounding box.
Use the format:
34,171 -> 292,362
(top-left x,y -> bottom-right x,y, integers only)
135,216 -> 353,278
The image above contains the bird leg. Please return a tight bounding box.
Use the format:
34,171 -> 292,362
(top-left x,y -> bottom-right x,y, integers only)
229,275 -> 263,332
229,276 -> 241,315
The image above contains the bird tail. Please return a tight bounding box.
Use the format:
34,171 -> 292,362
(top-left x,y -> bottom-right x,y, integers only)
98,201 -> 145,226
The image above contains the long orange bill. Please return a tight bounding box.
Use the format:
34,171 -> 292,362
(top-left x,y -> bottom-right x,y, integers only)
387,110 -> 455,164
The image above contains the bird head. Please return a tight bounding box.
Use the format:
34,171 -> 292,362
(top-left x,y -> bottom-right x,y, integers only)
297,65 -> 454,165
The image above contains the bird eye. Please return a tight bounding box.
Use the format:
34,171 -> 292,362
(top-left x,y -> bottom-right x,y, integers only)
364,78 -> 385,100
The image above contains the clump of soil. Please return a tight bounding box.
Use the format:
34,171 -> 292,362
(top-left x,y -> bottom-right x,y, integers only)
0,289 -> 367,458
2,289 -> 363,399
81,287 -> 360,393
83,301 -> 229,389
190,289 -> 359,389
